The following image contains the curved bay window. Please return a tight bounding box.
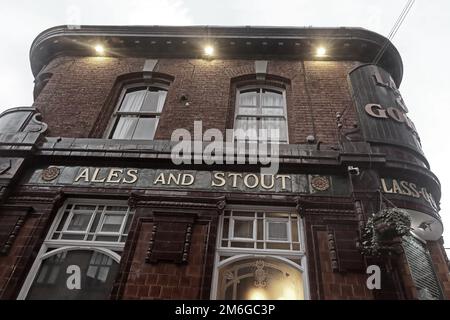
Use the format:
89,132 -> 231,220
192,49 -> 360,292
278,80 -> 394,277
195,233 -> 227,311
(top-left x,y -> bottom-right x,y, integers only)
18,200 -> 134,300
108,85 -> 167,140
212,208 -> 308,300
234,87 -> 288,143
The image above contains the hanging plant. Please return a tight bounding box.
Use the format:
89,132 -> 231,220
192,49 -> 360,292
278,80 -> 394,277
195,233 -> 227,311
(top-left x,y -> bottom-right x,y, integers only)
361,207 -> 411,256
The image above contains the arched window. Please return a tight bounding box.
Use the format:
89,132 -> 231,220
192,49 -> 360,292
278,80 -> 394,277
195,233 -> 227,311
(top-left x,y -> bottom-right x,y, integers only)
217,256 -> 305,300
26,248 -> 120,300
107,85 -> 167,140
0,108 -> 35,133
18,199 -> 134,300
234,87 -> 288,143
211,208 -> 308,300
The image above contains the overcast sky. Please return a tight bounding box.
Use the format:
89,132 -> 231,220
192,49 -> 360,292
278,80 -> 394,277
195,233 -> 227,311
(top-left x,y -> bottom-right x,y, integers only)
1,0 -> 449,244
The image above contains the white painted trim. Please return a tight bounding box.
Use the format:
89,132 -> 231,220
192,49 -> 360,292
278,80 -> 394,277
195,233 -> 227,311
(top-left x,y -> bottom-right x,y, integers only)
40,246 -> 121,262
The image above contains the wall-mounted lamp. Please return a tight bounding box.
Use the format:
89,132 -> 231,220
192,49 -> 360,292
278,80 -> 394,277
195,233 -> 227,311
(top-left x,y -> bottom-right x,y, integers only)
315,46 -> 327,57
204,45 -> 214,57
94,44 -> 105,55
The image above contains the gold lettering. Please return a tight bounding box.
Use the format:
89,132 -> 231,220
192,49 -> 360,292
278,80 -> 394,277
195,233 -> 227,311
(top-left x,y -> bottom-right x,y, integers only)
380,178 -> 393,193
123,169 -> 138,184
212,172 -> 226,187
181,174 -> 194,186
106,169 -> 123,183
365,104 -> 388,118
391,179 -> 403,194
276,175 -> 291,190
168,173 -> 181,185
153,173 -> 166,185
409,182 -> 420,198
387,107 -> 405,123
74,168 -> 90,182
243,174 -> 259,189
228,173 -> 242,188
260,174 -> 275,189
91,168 -> 105,183
400,180 -> 412,196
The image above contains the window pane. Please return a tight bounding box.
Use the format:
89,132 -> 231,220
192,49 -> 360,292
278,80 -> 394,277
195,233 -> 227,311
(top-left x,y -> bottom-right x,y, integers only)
88,211 -> 102,233
132,117 -> 158,140
0,111 -> 29,133
95,235 -> 120,242
235,117 -> 258,141
267,222 -> 288,241
61,234 -> 85,240
262,89 -> 283,107
230,241 -> 254,248
67,213 -> 92,231
232,211 -> 255,217
261,117 -> 287,142
266,242 -> 290,250
27,250 -> 119,300
101,214 -> 125,233
239,90 -> 258,106
257,219 -> 264,240
112,116 -> 138,139
238,106 -> 259,116
291,219 -> 299,242
261,107 -> 284,116
142,89 -> 167,112
123,213 -> 133,234
119,89 -> 146,112
73,205 -> 96,211
56,210 -> 70,232
105,206 -> 128,212
234,220 -> 253,239
222,218 -> 229,239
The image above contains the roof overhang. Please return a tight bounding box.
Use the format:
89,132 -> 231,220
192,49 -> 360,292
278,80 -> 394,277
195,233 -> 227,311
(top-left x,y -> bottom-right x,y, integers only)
30,25 -> 404,86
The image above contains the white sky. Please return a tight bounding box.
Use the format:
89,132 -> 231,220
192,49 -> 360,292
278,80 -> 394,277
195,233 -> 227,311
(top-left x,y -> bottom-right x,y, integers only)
0,0 -> 449,245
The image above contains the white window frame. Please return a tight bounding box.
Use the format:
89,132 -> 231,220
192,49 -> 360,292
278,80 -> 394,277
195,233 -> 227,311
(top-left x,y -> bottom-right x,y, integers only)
17,198 -> 133,300
265,218 -> 291,243
105,83 -> 168,140
233,86 -> 289,144
210,205 -> 309,300
230,217 -> 256,241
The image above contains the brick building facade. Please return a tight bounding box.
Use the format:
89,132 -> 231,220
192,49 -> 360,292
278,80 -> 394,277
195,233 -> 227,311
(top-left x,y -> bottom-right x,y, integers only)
0,25 -> 448,300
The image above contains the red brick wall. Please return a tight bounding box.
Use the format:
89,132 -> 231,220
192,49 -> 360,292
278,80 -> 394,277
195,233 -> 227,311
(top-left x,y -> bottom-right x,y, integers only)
120,221 -> 211,300
0,215 -> 46,299
33,57 -> 359,144
315,230 -> 372,299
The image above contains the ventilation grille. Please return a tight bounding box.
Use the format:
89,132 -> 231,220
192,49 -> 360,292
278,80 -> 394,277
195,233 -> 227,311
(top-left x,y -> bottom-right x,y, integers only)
403,235 -> 443,300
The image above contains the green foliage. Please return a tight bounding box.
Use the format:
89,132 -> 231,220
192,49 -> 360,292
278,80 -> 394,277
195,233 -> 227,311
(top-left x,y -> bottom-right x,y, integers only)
361,208 -> 411,256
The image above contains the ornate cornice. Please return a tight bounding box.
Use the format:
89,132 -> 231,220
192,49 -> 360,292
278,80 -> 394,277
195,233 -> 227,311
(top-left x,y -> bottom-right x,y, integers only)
30,25 -> 403,85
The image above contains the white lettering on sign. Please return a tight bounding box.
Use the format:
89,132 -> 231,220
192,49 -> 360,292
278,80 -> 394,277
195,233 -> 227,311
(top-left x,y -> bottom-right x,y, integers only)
380,178 -> 438,211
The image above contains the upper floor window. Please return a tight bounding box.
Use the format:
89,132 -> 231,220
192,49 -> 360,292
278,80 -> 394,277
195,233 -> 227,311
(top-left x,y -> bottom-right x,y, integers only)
234,87 -> 288,143
108,85 -> 167,140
